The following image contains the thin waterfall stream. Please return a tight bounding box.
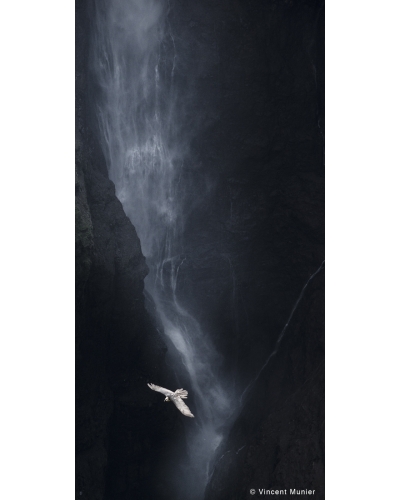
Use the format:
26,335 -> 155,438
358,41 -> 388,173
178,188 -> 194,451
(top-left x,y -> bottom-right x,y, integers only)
89,2 -> 323,498
76,0 -> 325,497
91,1 -> 234,498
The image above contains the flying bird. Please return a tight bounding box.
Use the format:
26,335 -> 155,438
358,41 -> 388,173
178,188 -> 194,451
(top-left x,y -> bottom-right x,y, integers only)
147,383 -> 195,418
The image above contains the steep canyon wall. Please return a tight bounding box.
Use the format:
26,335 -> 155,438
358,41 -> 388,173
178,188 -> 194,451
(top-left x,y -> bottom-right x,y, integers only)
76,0 -> 324,498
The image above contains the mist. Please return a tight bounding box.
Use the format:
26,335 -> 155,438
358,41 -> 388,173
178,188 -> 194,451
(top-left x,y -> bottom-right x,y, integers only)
90,1 -> 236,498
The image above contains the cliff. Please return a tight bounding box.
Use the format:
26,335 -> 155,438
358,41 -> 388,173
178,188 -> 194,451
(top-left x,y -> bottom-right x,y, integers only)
75,2 -> 178,499
76,0 -> 324,498
167,1 -> 325,498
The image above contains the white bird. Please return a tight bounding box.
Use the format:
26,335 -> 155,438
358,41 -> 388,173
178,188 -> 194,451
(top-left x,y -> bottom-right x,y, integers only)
147,383 -> 195,418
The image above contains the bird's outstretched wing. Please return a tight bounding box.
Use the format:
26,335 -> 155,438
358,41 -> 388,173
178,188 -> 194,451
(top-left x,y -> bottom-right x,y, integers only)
174,388 -> 188,399
171,395 -> 195,418
147,383 -> 174,397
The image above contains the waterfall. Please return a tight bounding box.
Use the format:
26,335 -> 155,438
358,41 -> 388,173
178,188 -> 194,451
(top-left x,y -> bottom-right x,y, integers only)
90,1 -> 233,498
239,260 -> 325,406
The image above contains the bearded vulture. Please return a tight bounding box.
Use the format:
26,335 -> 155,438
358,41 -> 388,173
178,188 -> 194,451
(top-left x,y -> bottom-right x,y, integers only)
147,383 -> 195,418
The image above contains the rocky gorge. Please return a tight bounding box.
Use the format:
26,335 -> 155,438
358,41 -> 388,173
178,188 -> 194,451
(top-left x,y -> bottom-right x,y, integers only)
75,0 -> 324,499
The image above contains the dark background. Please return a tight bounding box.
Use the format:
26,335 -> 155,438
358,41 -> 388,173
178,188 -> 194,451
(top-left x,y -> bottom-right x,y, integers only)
76,0 -> 324,499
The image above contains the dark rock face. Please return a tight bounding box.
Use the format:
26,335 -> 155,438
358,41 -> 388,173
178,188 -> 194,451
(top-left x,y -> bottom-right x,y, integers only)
204,273 -> 325,500
76,2 -> 178,499
167,1 -> 325,498
76,0 -> 324,498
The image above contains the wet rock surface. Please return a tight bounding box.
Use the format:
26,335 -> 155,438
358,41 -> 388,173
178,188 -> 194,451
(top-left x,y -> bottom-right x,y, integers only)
169,1 -> 325,498
76,2 -> 179,499
76,0 -> 324,498
204,273 -> 325,500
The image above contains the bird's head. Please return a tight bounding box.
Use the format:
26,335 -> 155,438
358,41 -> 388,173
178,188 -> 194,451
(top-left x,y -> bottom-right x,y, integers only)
164,396 -> 170,402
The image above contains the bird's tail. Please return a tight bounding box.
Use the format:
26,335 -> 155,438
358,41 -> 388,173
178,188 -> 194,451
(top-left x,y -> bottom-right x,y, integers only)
174,388 -> 188,399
